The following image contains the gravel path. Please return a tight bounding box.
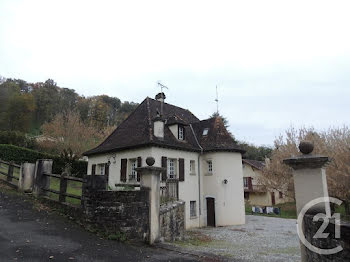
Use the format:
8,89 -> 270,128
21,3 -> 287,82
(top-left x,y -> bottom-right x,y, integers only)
172,215 -> 301,262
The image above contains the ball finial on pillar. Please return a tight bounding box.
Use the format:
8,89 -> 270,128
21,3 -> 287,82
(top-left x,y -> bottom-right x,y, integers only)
146,157 -> 155,166
299,141 -> 314,155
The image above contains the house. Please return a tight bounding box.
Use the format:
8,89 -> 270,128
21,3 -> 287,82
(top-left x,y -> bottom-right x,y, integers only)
243,159 -> 291,206
84,93 -> 246,229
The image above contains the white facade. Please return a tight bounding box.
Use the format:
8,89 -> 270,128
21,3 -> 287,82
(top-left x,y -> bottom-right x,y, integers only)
87,147 -> 245,229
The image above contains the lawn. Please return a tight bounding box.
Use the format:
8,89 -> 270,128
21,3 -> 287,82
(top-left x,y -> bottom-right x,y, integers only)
246,201 -> 350,221
245,202 -> 297,219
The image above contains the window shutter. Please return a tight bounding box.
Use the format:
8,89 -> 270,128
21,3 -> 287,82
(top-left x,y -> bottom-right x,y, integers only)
137,157 -> 142,182
120,159 -> 127,182
161,156 -> 167,181
179,158 -> 185,181
183,127 -> 186,140
105,163 -> 109,177
91,164 -> 96,175
248,177 -> 252,190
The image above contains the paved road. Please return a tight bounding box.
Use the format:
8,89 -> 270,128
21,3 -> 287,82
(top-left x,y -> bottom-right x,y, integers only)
0,187 -> 200,262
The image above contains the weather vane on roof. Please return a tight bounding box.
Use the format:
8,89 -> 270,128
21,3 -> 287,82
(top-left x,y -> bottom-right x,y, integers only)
215,85 -> 219,114
157,81 -> 168,94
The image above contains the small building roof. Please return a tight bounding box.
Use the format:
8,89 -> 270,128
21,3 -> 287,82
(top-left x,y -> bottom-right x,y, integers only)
242,159 -> 265,170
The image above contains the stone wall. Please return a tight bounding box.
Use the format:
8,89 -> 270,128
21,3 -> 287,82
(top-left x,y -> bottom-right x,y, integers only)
303,214 -> 350,261
160,201 -> 185,241
83,188 -> 150,240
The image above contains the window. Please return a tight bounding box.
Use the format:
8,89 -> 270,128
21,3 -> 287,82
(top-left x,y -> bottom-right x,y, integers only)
190,201 -> 197,218
202,128 -> 209,136
279,191 -> 283,199
243,177 -> 249,188
129,159 -> 137,181
178,126 -> 184,140
207,160 -> 213,173
167,159 -> 176,179
190,160 -> 195,174
97,164 -> 105,175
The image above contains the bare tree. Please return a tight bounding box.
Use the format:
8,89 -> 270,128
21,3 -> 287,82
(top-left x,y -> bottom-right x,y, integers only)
260,126 -> 350,215
39,111 -> 114,157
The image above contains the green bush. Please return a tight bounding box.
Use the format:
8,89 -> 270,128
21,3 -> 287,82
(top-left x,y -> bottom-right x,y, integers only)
0,144 -> 87,177
0,131 -> 37,149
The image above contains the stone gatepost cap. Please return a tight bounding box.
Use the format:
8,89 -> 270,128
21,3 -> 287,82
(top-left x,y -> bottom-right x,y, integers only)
283,141 -> 329,170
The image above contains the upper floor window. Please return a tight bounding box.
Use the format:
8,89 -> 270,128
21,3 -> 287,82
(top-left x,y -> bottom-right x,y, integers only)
203,128 -> 209,136
178,126 -> 184,140
167,158 -> 176,179
190,160 -> 195,174
129,159 -> 137,181
207,160 -> 213,173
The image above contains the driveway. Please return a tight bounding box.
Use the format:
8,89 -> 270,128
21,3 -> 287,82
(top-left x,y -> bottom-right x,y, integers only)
169,215 -> 301,262
0,184 -> 201,262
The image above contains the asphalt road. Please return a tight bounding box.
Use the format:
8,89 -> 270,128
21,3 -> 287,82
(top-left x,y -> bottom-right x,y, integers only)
0,187 -> 200,262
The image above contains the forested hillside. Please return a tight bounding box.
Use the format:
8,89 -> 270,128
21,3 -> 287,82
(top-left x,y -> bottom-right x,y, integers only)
0,77 -> 138,156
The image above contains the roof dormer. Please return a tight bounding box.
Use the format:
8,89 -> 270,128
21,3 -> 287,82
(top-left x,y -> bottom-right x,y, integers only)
166,115 -> 187,141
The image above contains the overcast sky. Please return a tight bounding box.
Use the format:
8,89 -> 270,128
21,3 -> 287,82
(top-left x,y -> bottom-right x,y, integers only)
1,0 -> 349,146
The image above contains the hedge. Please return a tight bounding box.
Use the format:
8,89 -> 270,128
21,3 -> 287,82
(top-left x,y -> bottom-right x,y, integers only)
0,144 -> 87,177
0,131 -> 37,149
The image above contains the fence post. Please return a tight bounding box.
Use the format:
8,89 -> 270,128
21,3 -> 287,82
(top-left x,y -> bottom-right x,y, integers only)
284,141 -> 330,262
7,163 -> 14,182
33,159 -> 53,197
19,163 -> 35,192
135,157 -> 165,245
59,173 -> 67,203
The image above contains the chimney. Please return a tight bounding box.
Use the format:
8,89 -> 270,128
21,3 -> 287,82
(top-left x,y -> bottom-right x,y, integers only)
155,92 -> 166,116
155,92 -> 166,103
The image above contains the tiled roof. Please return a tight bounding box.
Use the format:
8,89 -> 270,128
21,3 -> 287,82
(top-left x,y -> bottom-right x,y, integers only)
242,159 -> 265,170
84,97 -> 244,156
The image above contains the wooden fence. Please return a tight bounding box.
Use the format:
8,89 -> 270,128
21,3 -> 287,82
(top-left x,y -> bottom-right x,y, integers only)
0,160 -> 20,188
41,172 -> 85,205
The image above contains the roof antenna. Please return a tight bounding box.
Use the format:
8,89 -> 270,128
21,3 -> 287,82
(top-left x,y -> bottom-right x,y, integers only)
157,82 -> 168,117
215,85 -> 219,115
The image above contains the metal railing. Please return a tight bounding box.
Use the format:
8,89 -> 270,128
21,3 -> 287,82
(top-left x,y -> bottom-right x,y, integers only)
160,178 -> 179,204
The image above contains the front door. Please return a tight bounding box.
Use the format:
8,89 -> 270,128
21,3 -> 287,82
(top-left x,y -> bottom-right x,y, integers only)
206,198 -> 216,227
271,192 -> 275,205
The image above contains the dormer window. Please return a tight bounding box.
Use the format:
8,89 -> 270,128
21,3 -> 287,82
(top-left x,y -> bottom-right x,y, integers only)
203,128 -> 209,136
178,125 -> 185,140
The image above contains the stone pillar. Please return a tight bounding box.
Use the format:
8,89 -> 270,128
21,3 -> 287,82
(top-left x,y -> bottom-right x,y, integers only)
33,159 -> 53,197
284,141 -> 330,261
19,163 -> 35,192
136,157 -> 165,245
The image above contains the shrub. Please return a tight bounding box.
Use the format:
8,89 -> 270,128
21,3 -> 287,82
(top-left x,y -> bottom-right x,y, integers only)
0,144 -> 87,177
0,131 -> 37,149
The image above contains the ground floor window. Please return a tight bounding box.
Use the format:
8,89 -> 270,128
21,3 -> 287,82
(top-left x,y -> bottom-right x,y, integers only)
190,201 -> 197,218
279,191 -> 283,198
